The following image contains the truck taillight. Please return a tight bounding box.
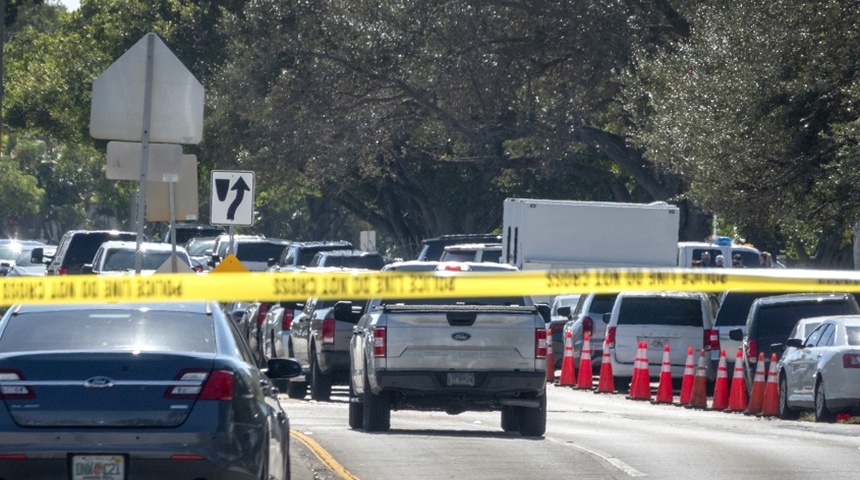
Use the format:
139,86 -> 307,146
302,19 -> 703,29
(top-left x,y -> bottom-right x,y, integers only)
704,329 -> 719,351
843,354 -> 860,368
535,328 -> 547,358
58,267 -> 68,275
582,316 -> 593,335
373,327 -> 387,357
322,317 -> 335,345
0,370 -> 34,399
256,304 -> 269,328
605,326 -> 617,349
747,340 -> 758,361
281,310 -> 294,331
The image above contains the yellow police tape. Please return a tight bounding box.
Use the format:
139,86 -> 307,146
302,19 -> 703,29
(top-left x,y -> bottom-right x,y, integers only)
1,268 -> 859,306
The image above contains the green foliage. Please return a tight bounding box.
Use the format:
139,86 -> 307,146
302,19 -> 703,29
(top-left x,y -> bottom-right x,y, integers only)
624,0 -> 860,266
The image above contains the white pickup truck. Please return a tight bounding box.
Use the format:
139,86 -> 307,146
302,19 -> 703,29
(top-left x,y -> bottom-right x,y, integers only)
346,261 -> 548,436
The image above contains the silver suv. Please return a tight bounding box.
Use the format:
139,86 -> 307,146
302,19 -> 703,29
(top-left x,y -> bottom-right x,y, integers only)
606,291 -> 716,388
563,292 -> 619,373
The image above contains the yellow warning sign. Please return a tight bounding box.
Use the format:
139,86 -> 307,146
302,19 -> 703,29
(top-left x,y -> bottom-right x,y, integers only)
210,253 -> 249,273
0,268 -> 858,306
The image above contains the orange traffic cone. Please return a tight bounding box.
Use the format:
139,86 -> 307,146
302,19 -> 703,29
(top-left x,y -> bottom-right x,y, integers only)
654,345 -> 674,404
760,353 -> 780,417
576,333 -> 594,390
687,349 -> 708,409
727,349 -> 748,412
678,346 -> 695,406
595,339 -> 615,394
710,349 -> 730,410
546,328 -> 555,383
746,353 -> 767,415
629,342 -> 652,401
558,330 -> 577,386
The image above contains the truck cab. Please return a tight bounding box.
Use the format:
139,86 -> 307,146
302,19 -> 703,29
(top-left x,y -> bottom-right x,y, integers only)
677,236 -> 763,268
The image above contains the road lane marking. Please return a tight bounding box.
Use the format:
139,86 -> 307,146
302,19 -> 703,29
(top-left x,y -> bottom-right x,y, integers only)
290,429 -> 360,480
548,437 -> 646,477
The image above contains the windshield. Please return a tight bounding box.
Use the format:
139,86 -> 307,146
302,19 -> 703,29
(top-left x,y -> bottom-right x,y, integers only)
103,249 -> 190,271
0,309 -> 215,353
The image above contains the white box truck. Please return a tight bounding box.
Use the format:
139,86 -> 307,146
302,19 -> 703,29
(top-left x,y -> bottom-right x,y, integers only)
502,198 -> 680,271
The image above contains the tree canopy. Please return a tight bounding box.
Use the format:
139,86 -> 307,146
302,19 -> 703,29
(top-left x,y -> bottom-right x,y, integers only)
2,0 -> 859,266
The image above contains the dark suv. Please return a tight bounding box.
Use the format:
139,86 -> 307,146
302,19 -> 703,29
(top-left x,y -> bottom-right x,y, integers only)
40,230 -> 137,275
730,293 -> 860,390
272,241 -> 354,271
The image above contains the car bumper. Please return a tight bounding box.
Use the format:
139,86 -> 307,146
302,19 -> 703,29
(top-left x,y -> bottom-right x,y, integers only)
0,431 -> 265,480
372,370 -> 546,395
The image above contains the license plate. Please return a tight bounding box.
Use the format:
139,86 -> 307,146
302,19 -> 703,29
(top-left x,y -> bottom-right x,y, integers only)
642,337 -> 666,349
71,454 -> 126,480
447,372 -> 474,387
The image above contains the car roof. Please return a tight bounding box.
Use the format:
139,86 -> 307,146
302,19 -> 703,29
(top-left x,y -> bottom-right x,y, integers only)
9,301 -> 216,315
382,260 -> 518,272
753,292 -> 854,306
99,241 -> 184,251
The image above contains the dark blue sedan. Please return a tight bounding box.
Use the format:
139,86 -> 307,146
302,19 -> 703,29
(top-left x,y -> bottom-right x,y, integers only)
0,301 -> 301,480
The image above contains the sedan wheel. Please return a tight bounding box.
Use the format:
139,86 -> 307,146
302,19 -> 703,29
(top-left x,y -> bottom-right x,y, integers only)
814,378 -> 837,423
778,375 -> 800,420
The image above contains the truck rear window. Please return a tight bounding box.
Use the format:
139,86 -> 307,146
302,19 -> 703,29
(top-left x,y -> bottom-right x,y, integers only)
617,297 -> 703,327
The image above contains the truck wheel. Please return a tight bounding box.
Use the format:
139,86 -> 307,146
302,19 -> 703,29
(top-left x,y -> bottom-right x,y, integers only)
363,373 -> 390,432
517,395 -> 546,437
348,383 -> 364,430
309,352 -> 332,401
500,406 -> 519,432
285,379 -> 307,400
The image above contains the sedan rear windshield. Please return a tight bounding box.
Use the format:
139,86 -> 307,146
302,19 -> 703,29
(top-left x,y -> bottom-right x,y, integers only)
0,310 -> 215,353
618,297 -> 704,327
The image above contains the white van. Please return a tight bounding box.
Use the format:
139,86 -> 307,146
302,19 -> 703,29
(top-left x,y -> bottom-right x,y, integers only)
606,291 -> 717,387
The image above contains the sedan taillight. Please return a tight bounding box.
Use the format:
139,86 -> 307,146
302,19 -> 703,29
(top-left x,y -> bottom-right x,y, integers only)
167,369 -> 234,401
843,354 -> 860,368
0,370 -> 34,399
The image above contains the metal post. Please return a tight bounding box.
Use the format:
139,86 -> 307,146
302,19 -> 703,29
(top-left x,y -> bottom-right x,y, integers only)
134,33 -> 156,274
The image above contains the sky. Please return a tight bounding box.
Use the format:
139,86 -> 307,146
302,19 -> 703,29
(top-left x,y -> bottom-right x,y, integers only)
57,0 -> 80,11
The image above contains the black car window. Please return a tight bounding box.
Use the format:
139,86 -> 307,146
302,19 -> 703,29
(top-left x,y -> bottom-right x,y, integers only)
714,292 -> 777,327
589,294 -> 618,315
236,242 -> 287,262
67,233 -> 135,265
617,297 -> 703,327
0,310 -> 215,353
753,301 -> 857,351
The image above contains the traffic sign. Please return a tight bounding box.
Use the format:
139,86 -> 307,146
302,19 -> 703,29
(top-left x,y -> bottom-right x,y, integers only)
146,155 -> 199,222
90,33 -> 204,144
210,171 -> 255,226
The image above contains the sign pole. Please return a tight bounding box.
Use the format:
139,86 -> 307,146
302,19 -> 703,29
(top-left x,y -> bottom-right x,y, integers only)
134,33 -> 156,274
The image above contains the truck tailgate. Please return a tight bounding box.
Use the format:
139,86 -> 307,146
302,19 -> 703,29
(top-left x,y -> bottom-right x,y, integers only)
380,305 -> 540,371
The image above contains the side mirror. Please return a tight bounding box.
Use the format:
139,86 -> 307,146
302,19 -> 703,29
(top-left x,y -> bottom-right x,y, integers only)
30,247 -> 44,264
536,303 -> 551,324
557,306 -> 571,317
81,264 -> 95,275
603,312 -> 611,324
264,358 -> 302,379
267,257 -> 277,267
771,342 -> 786,354
785,338 -> 804,349
729,329 -> 744,341
332,301 -> 353,322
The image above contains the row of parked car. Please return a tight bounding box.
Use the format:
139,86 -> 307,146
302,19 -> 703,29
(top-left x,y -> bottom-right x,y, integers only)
549,288 -> 860,422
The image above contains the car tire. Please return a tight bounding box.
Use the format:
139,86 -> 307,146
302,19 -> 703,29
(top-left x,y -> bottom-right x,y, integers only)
778,374 -> 800,420
500,406 -> 519,432
309,352 -> 332,401
814,378 -> 836,423
348,382 -> 364,430
285,379 -> 307,400
517,395 -> 547,437
363,373 -> 390,432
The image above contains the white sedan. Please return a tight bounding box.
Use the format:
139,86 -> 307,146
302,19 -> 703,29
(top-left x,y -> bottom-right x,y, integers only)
778,315 -> 860,422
